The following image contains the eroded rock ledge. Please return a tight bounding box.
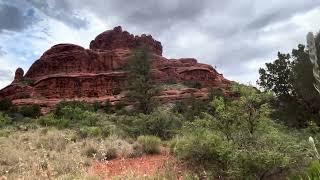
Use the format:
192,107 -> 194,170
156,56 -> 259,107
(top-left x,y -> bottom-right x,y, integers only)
0,26 -> 231,113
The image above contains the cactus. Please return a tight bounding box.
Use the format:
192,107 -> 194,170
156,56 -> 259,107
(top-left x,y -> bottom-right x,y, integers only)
307,32 -> 320,94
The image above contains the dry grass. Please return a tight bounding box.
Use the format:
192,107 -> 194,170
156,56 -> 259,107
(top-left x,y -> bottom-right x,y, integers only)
0,128 -> 142,179
0,128 -> 92,179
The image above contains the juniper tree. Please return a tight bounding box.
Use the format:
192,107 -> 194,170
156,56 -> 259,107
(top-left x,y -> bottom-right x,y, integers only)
125,48 -> 158,114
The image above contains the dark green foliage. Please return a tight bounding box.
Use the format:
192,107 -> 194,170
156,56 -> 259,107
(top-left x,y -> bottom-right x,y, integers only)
183,81 -> 202,89
103,101 -> 113,113
92,101 -> 102,112
38,114 -> 69,128
175,129 -> 232,164
54,101 -> 93,118
0,112 -> 12,128
258,44 -> 320,127
0,98 -> 12,111
172,94 -> 209,121
53,101 -> 100,127
141,110 -> 182,139
125,48 -> 159,114
78,126 -> 102,138
291,45 -> 320,124
258,52 -> 293,98
109,110 -> 182,139
208,88 -> 225,100
19,105 -> 41,118
172,85 -> 311,179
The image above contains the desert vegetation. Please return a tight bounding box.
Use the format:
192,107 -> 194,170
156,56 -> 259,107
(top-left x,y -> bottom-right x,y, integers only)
2,33 -> 320,179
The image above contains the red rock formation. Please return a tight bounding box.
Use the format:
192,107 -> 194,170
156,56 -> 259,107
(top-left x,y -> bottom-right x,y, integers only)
90,26 -> 163,56
14,68 -> 24,82
0,26 -> 231,113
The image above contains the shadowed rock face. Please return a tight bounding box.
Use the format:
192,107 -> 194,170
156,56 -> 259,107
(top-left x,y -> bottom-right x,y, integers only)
0,26 -> 231,113
14,68 -> 24,82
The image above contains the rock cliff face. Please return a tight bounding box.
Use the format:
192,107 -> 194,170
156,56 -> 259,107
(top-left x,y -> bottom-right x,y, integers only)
0,26 -> 231,113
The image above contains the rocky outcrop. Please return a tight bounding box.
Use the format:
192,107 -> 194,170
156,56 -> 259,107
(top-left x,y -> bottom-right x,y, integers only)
90,26 -> 162,56
14,68 -> 24,82
0,26 -> 231,113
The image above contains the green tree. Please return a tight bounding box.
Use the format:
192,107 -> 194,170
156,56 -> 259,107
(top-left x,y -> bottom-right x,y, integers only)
125,48 -> 158,114
257,52 -> 293,99
291,44 -> 320,118
258,44 -> 320,126
231,84 -> 272,135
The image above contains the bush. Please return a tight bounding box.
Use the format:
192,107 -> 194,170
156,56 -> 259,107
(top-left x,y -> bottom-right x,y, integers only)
38,114 -> 69,128
0,98 -> 12,111
0,112 -> 12,128
172,95 -> 209,121
174,130 -> 233,170
55,106 -> 99,127
172,85 -> 312,179
103,101 -> 113,114
78,126 -> 102,138
109,110 -> 182,139
18,105 -> 41,118
54,101 -> 93,117
143,110 -> 182,139
137,135 -> 161,154
183,81 -> 202,89
92,101 -> 102,112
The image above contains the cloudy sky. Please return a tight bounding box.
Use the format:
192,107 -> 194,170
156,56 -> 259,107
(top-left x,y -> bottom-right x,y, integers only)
0,0 -> 320,88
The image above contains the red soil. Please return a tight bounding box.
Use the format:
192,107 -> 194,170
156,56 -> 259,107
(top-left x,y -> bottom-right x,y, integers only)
90,153 -> 183,179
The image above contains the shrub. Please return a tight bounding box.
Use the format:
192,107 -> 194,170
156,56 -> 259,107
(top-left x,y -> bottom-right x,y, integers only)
78,126 -> 102,138
0,112 -> 12,128
137,135 -> 161,154
143,110 -> 182,139
103,101 -> 113,114
19,105 -> 41,118
54,101 -> 93,117
183,81 -> 202,89
54,106 -> 100,127
112,110 -> 182,139
172,95 -> 209,121
174,130 -> 233,170
174,89 -> 311,179
92,101 -> 102,112
0,98 -> 12,111
38,114 -> 69,128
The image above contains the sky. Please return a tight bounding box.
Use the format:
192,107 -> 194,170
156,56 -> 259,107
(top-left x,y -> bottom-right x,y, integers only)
0,0 -> 320,88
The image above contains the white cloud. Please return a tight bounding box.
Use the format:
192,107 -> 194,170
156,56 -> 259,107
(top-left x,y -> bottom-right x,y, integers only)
1,0 -> 320,89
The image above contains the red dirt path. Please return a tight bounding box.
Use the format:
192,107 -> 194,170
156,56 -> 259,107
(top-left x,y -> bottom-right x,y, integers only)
90,152 -> 183,179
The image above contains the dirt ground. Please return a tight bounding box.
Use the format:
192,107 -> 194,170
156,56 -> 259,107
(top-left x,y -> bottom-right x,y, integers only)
90,151 -> 184,179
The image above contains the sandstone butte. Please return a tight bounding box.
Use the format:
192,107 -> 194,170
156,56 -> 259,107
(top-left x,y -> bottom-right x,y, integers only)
0,26 -> 231,113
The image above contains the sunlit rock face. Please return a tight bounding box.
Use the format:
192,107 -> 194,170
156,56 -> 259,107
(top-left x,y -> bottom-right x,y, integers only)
0,26 -> 231,113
